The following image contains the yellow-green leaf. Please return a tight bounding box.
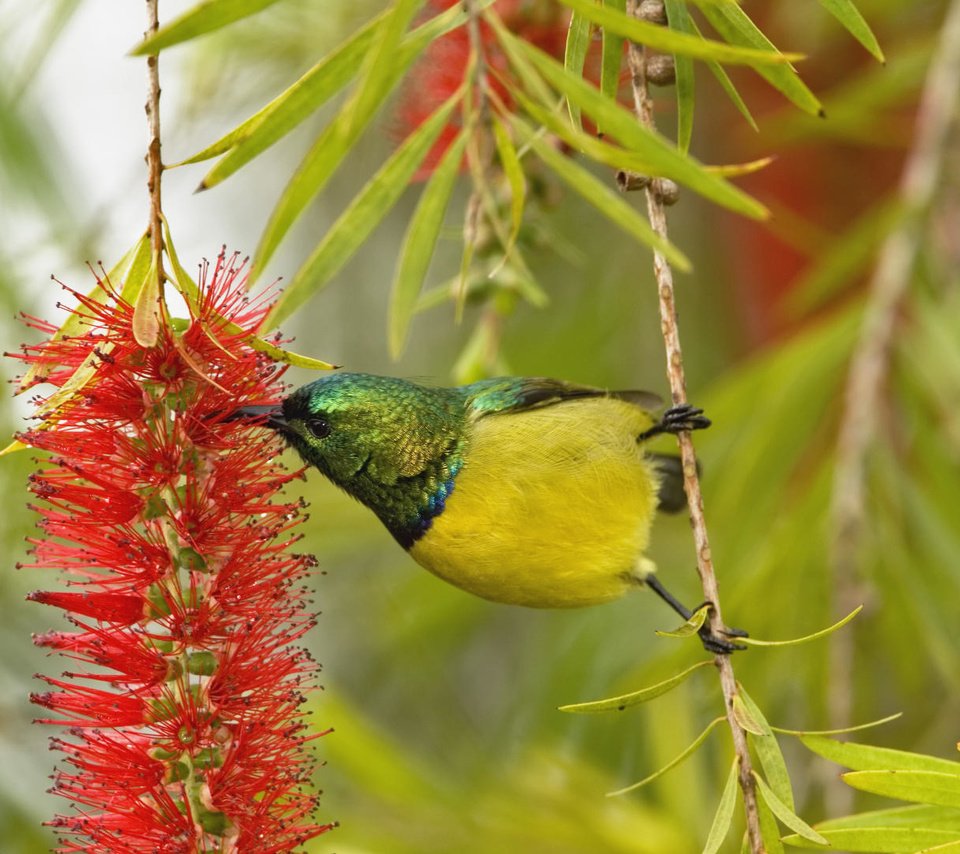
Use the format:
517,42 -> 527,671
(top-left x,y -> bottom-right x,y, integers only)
739,685 -> 794,811
772,712 -> 902,737
818,0 -> 884,62
665,0 -> 695,153
131,0 -> 284,55
389,129 -> 468,359
559,660 -> 712,713
754,772 -> 829,846
264,90 -> 461,330
599,0 -> 625,137
563,10 -> 592,130
656,603 -> 710,639
131,254 -> 162,348
557,0 -> 802,65
842,771 -> 960,808
783,827 -> 960,851
491,115 -> 526,263
731,693 -> 767,736
0,439 -> 30,457
607,717 -> 725,796
801,738 -> 960,775
699,3 -> 823,116
703,757 -> 740,854
736,605 -> 862,647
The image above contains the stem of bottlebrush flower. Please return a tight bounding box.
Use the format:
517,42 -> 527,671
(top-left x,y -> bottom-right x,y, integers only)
623,2 -> 765,850
144,0 -> 165,283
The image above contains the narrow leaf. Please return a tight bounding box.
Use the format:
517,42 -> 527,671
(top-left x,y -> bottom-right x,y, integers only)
753,772 -> 830,845
389,129 -> 468,359
703,49 -> 758,130
772,712 -> 902,737
737,605 -> 862,647
264,91 -> 461,330
732,694 -> 767,736
783,827 -> 960,851
702,757 -> 740,854
757,793 -> 787,854
842,771 -> 960,808
132,0 -> 284,55
801,738 -> 960,775
559,660 -> 712,714
664,0 -> 695,153
131,255 -> 161,348
607,717 -> 725,796
818,0 -> 884,62
0,439 -> 29,456
491,115 -> 527,261
656,604 -> 710,639
699,3 -> 823,116
512,115 -> 690,270
599,0 -> 626,136
563,10 -> 592,130
557,0 -> 802,65
739,685 -> 794,811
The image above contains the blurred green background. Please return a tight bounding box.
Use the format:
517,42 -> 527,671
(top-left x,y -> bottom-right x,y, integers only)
1,1 -> 958,851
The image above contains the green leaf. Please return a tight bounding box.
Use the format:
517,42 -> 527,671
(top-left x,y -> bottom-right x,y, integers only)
557,0 -> 802,65
700,26 -> 758,131
736,605 -> 862,647
739,686 -> 794,811
563,10 -> 592,130
783,827 -> 960,851
816,804 -> 960,832
731,694 -> 767,736
754,772 -> 830,846
772,712 -> 902,737
756,793 -> 787,854
497,28 -> 767,218
599,0 -> 626,136
699,3 -> 823,116
389,129 -> 468,359
800,737 -> 960,775
511,114 -> 691,271
264,91 -> 461,330
702,757 -> 740,854
131,0 -> 285,55
842,771 -> 960,808
817,0 -> 884,62
607,717 -> 725,796
132,254 -> 161,347
559,660 -> 712,713
656,604 -> 710,639
491,115 -> 527,264
664,0 -> 695,153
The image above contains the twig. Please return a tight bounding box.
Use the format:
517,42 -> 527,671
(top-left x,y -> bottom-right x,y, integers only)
827,0 -> 960,813
145,0 -> 164,279
623,2 -> 765,851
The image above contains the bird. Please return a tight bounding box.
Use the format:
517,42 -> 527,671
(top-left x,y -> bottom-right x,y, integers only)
233,372 -> 744,653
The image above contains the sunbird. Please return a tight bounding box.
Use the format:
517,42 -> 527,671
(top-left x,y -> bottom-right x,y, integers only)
236,373 -> 744,653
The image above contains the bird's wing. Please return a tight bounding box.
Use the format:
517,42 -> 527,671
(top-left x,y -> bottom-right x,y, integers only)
465,377 -> 662,418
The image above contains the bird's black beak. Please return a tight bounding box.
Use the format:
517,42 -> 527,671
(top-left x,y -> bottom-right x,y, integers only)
223,405 -> 290,435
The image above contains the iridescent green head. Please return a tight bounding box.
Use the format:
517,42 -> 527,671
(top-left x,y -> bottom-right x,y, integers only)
268,372 -> 468,546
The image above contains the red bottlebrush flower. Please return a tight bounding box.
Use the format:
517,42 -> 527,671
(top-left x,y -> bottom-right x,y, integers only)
14,253 -> 333,852
396,0 -> 574,179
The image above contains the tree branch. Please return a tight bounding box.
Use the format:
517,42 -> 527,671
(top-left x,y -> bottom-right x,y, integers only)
827,0 -> 960,812
623,2 -> 765,850
145,0 -> 164,278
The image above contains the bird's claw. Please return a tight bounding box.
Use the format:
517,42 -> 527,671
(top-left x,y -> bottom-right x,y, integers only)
660,404 -> 711,435
694,600 -> 748,655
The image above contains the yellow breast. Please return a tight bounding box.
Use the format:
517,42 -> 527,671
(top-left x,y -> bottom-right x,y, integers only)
409,398 -> 660,608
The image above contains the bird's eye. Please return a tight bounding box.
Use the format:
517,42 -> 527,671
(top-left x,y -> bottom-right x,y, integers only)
306,417 -> 331,439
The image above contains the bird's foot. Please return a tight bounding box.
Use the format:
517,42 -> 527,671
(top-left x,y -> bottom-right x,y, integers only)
692,600 -> 748,655
639,404 -> 711,441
